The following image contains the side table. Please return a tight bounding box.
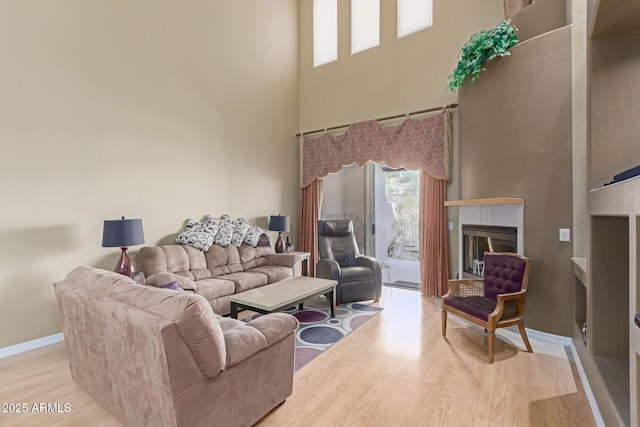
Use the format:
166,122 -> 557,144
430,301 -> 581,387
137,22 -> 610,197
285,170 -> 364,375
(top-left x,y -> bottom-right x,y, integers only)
291,251 -> 311,276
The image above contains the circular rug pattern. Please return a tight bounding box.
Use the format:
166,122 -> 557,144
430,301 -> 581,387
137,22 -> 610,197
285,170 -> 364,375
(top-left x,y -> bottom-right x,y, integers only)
245,300 -> 383,371
293,309 -> 328,323
298,325 -> 345,345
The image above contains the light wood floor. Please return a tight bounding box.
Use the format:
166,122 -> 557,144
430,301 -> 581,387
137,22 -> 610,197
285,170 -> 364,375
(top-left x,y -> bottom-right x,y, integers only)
0,287 -> 595,427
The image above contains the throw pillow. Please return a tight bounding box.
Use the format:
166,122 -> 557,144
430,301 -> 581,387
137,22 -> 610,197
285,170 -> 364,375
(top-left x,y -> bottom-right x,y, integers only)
214,220 -> 234,247
231,219 -> 251,247
146,273 -> 197,291
244,225 -> 263,247
148,281 -> 184,292
203,214 -> 222,227
176,219 -> 216,251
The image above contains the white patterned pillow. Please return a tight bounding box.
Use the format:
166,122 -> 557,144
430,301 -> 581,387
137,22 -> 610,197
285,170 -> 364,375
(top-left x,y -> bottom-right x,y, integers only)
203,214 -> 222,227
214,220 -> 234,247
231,218 -> 250,247
244,225 -> 263,247
176,219 -> 215,251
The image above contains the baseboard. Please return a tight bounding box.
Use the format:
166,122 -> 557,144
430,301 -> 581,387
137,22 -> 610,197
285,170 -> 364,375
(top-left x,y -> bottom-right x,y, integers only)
569,340 -> 606,427
525,327 -> 571,346
0,333 -> 64,359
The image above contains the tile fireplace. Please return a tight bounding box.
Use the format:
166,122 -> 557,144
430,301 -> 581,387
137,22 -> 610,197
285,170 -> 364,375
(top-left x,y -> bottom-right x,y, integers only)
445,197 -> 524,279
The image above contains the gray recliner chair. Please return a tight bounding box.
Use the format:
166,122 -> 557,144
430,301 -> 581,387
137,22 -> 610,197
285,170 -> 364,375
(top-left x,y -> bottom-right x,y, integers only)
316,219 -> 382,304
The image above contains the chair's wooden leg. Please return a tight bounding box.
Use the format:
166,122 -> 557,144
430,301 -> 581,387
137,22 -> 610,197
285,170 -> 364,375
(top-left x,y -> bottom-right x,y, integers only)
441,310 -> 447,337
518,322 -> 533,353
488,331 -> 495,364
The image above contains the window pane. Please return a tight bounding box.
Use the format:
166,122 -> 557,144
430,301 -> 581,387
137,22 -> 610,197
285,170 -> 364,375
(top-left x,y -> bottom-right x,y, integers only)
314,0 -> 338,67
384,169 -> 420,260
398,0 -> 433,39
352,0 -> 380,54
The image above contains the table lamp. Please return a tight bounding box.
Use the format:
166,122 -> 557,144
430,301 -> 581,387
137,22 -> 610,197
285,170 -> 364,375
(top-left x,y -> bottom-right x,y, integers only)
102,216 -> 145,277
268,214 -> 289,253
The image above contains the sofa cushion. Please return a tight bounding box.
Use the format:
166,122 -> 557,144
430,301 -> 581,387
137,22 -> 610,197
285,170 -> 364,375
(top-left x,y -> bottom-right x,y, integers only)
222,272 -> 269,293
195,278 -> 236,300
248,266 -> 293,283
217,317 -> 268,368
157,246 -> 202,279
217,313 -> 298,368
238,244 -> 265,265
205,245 -> 228,269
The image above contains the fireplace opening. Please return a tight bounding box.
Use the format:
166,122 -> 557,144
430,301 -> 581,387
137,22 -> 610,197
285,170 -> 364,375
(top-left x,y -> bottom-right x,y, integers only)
462,225 -> 518,278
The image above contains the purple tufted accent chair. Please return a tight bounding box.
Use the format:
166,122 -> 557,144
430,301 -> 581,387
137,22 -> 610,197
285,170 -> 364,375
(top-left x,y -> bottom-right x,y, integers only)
441,252 -> 532,364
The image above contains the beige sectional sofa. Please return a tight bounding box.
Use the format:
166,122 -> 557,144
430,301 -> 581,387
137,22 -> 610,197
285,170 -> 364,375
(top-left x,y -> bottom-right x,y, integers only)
54,266 -> 298,427
136,236 -> 304,316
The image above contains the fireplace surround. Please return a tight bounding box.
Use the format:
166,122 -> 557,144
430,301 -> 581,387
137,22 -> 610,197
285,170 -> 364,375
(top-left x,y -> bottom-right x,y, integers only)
445,197 -> 524,279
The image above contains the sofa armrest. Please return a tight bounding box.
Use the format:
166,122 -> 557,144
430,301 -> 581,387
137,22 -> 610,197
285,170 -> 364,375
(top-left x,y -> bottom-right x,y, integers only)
356,256 -> 382,297
247,313 -> 299,345
220,313 -> 298,368
146,272 -> 197,292
356,256 -> 381,277
267,253 -> 304,268
316,258 -> 340,281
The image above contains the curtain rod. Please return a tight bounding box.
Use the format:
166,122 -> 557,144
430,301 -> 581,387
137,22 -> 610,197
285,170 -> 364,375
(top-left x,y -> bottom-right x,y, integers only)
295,103 -> 458,137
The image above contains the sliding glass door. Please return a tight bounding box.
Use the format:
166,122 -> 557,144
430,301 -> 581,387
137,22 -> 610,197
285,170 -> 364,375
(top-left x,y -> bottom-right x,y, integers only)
321,162 -> 421,287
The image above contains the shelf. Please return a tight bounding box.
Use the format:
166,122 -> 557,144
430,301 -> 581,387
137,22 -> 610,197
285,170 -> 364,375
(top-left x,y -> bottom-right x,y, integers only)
594,356 -> 631,426
589,176 -> 640,216
572,257 -> 587,286
444,197 -> 524,207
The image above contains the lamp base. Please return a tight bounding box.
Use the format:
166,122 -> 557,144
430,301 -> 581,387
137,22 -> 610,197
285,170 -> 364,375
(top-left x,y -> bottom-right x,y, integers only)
274,233 -> 285,253
114,247 -> 135,277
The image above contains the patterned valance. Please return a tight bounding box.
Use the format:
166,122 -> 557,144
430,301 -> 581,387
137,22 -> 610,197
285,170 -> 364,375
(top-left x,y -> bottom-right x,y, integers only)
301,111 -> 450,188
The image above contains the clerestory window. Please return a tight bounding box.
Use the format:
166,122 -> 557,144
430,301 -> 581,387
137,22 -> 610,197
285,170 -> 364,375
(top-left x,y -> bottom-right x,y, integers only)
351,0 -> 380,55
398,0 -> 433,39
313,0 -> 338,67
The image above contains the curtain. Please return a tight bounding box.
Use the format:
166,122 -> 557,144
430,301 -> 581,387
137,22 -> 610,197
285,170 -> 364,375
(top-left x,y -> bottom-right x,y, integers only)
419,171 -> 449,296
298,178 -> 323,277
300,109 -> 452,288
302,112 -> 449,188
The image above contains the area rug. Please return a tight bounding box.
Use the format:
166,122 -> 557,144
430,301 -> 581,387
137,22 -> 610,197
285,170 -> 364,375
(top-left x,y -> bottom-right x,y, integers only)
245,298 -> 383,371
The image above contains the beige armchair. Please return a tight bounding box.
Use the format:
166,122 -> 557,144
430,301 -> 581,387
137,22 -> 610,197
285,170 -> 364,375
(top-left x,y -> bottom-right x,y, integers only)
54,266 -> 298,426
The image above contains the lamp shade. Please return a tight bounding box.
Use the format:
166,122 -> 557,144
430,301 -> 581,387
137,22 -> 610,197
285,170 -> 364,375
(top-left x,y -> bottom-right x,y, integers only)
102,218 -> 145,248
268,215 -> 290,233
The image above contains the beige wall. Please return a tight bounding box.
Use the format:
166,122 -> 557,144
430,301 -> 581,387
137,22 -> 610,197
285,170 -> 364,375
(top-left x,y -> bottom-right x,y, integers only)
458,26 -> 574,335
299,0 -> 503,130
590,32 -> 640,189
299,0 -> 504,279
0,0 -> 299,348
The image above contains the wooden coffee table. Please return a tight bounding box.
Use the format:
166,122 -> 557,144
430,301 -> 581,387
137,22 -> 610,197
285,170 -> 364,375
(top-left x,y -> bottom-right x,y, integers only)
229,276 -> 337,319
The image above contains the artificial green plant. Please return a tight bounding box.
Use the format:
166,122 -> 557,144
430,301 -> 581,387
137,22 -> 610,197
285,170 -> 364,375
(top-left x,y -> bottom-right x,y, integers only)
447,20 -> 519,92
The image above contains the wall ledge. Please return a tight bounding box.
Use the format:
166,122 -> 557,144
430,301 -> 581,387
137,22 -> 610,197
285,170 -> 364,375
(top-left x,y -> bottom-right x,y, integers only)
445,197 -> 524,207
